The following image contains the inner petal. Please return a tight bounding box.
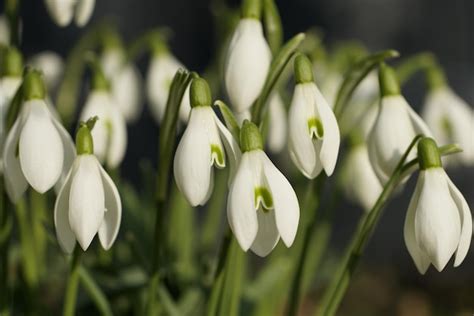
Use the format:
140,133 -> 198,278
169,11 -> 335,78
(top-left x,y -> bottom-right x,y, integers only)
308,117 -> 324,139
211,144 -> 226,168
254,186 -> 274,212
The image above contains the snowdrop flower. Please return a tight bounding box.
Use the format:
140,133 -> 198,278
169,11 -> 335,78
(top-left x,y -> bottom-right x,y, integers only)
3,70 -> 75,202
54,120 -> 121,253
224,0 -> 271,114
422,67 -> 474,166
266,92 -> 287,153
288,54 -> 340,179
29,51 -> 64,92
100,38 -> 143,123
404,137 -> 472,274
368,63 -> 432,185
79,67 -> 127,169
146,44 -> 190,123
174,78 -> 240,206
227,120 -> 299,257
44,0 -> 95,27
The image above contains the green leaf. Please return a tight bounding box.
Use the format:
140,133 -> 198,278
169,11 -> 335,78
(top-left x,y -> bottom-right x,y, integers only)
251,32 -> 306,125
213,100 -> 240,143
262,0 -> 283,54
333,49 -> 399,119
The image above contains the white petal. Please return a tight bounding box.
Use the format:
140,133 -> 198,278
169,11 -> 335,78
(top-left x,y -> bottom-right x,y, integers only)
404,172 -> 431,274
266,93 -> 287,153
106,105 -> 127,169
112,64 -> 143,123
312,84 -> 340,176
288,84 -> 318,178
19,100 -> 63,193
173,107 -> 213,206
68,155 -> 105,251
45,0 -> 74,26
414,168 -> 460,271
3,111 -> 28,202
51,115 -> 76,194
406,104 -> 432,137
261,152 -> 299,247
227,153 -> 258,251
74,0 -> 95,26
97,163 -> 122,250
250,210 -> 280,257
213,112 -> 241,183
54,161 -> 76,253
446,176 -> 472,267
224,19 -> 271,113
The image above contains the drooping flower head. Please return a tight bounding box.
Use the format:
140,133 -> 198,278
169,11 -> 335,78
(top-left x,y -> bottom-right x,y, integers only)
404,137 -> 472,274
422,65 -> 474,166
288,54 -> 340,179
79,60 -> 127,169
224,0 -> 271,114
54,118 -> 122,253
368,63 -> 432,185
3,69 -> 75,202
174,78 -> 240,206
227,121 -> 299,257
44,0 -> 95,27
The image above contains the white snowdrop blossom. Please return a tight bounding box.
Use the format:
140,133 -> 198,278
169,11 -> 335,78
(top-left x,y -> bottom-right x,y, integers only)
29,51 -> 64,91
101,49 -> 143,123
146,52 -> 190,123
368,64 -> 432,185
80,90 -> 127,169
266,93 -> 287,153
44,0 -> 95,27
174,78 -> 240,206
54,123 -> 121,253
404,138 -> 472,274
227,121 -> 299,257
422,86 -> 474,166
289,54 -> 340,179
224,18 -> 271,114
3,72 -> 75,202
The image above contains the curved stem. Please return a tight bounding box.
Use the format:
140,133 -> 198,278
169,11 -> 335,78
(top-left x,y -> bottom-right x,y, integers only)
63,247 -> 83,316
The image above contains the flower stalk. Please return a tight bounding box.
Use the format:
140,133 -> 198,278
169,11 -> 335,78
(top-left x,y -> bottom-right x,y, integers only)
63,247 -> 83,316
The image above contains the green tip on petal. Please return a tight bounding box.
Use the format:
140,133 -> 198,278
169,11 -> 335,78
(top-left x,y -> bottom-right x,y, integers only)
22,69 -> 46,100
76,117 -> 98,155
190,77 -> 211,108
242,0 -> 262,19
425,66 -> 447,91
417,137 -> 442,170
1,46 -> 23,77
294,53 -> 314,84
240,120 -> 263,152
378,62 -> 400,97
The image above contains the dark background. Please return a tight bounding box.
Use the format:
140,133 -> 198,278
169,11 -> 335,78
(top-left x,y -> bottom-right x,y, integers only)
10,0 -> 474,314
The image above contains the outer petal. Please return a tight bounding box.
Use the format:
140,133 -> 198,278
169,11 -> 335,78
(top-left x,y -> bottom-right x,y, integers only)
3,112 -> 28,202
45,0 -> 74,26
173,107 -> 213,206
406,104 -> 432,137
19,100 -> 63,193
404,172 -> 431,274
74,0 -> 95,26
212,112 -> 241,182
250,210 -> 280,257
288,84 -> 318,178
414,168 -> 461,271
267,93 -> 287,153
262,152 -> 299,247
227,153 -> 258,251
224,19 -> 271,113
312,83 -> 340,176
107,105 -> 127,169
446,176 -> 472,267
97,163 -> 122,250
112,64 -> 143,123
54,161 -> 76,253
68,155 -> 105,251
51,115 -> 76,193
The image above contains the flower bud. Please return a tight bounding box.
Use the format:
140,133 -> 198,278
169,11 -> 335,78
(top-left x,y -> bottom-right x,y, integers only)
417,137 -> 442,170
190,78 -> 211,108
294,53 -> 314,84
240,120 -> 263,152
75,117 -> 97,155
22,70 -> 46,100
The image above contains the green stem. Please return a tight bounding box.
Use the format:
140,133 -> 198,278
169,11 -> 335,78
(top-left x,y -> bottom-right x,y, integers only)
30,190 -> 47,277
316,135 -> 423,316
5,0 -> 20,47
395,52 -> 435,86
79,267 -> 113,316
63,247 -> 83,316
